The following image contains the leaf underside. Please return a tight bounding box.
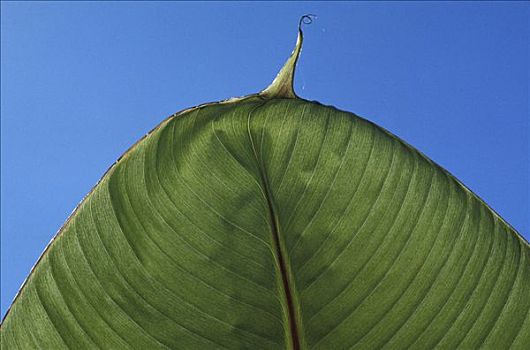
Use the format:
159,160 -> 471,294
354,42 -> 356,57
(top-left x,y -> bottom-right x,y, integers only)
2,96 -> 529,349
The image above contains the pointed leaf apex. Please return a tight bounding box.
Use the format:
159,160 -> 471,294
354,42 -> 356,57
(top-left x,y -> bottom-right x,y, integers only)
260,15 -> 315,99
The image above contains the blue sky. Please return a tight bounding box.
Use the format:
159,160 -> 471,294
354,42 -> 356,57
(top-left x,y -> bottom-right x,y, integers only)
1,2 -> 528,318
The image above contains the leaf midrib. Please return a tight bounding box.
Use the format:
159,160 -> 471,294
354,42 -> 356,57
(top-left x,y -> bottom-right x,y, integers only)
261,171 -> 301,350
247,99 -> 302,350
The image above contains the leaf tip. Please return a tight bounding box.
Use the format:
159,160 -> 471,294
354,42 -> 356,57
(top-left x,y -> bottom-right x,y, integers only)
260,14 -> 316,99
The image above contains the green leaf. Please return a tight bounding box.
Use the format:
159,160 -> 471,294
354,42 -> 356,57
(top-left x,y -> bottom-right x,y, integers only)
2,18 -> 529,349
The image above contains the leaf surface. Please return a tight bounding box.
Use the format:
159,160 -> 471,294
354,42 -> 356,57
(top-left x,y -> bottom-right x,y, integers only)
2,22 -> 529,350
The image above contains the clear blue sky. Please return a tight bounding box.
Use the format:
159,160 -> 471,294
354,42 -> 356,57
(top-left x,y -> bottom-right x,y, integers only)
1,2 -> 528,318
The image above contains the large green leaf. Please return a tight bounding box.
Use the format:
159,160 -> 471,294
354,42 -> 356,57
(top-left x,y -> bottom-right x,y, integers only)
2,20 -> 529,349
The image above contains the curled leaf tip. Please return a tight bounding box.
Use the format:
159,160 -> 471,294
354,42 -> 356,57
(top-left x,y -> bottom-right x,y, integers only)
260,14 -> 315,99
299,14 -> 316,28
